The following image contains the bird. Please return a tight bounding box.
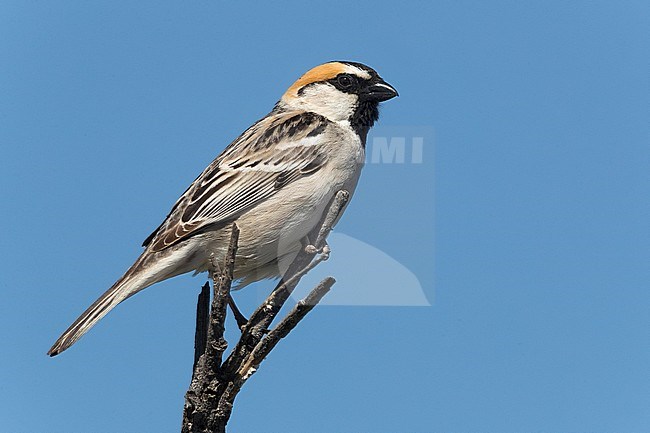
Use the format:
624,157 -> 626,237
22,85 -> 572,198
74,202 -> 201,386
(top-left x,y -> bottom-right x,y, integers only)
48,61 -> 398,356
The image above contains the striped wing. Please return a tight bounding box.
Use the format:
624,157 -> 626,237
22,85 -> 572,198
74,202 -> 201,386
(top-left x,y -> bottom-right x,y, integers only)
143,110 -> 330,252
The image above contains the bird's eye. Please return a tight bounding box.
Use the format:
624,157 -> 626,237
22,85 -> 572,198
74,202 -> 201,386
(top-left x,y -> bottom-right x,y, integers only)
337,74 -> 355,89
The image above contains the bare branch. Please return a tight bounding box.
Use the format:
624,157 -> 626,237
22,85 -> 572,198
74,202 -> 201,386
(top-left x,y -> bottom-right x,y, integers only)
217,277 -> 335,419
182,223 -> 239,433
222,247 -> 331,371
205,224 -> 239,369
182,191 -> 349,433
192,282 -> 210,376
241,277 -> 335,380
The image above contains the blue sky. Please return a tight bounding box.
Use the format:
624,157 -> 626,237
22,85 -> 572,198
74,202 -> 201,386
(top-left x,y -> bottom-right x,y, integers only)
2,1 -> 649,432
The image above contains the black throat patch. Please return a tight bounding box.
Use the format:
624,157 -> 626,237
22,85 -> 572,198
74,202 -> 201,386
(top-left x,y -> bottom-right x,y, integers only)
349,100 -> 380,146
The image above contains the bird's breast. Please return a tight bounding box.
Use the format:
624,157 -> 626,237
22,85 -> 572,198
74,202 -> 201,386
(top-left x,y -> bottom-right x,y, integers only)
233,125 -> 364,272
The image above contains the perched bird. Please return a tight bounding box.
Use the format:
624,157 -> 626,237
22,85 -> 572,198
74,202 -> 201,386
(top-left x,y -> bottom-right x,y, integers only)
48,61 -> 398,356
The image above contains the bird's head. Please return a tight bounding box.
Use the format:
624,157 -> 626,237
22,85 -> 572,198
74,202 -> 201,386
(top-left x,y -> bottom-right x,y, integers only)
280,61 -> 398,138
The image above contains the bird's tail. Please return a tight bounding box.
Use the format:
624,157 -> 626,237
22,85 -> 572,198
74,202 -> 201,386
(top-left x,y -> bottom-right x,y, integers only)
48,257 -> 151,357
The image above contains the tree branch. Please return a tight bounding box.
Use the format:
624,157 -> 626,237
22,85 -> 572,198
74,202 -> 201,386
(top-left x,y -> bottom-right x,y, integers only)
238,277 -> 335,381
192,282 -> 210,376
216,277 -> 335,414
181,190 -> 349,433
182,224 -> 239,433
206,223 -> 239,368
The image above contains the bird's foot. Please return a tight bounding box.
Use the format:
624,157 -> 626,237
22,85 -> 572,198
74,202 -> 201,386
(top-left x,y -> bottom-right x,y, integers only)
304,241 -> 330,260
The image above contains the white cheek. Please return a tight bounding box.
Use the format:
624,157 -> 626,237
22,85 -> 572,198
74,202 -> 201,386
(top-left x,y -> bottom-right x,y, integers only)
288,84 -> 358,122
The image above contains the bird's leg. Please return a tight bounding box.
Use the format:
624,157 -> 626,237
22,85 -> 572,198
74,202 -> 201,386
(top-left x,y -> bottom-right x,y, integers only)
303,190 -> 349,256
227,294 -> 249,331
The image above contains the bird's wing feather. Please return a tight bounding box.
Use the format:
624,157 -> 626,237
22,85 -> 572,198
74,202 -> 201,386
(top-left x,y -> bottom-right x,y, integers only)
143,110 -> 331,252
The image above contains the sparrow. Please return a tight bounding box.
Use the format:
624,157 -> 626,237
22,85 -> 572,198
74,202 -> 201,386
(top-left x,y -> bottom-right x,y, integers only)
48,61 -> 398,356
